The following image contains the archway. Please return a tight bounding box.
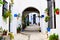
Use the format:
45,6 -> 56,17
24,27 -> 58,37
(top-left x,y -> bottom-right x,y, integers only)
22,7 -> 40,31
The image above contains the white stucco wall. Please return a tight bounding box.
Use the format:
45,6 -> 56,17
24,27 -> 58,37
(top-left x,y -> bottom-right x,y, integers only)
0,0 -> 9,31
47,0 -> 60,39
10,0 -> 47,34
55,0 -> 60,31
1,0 -> 60,35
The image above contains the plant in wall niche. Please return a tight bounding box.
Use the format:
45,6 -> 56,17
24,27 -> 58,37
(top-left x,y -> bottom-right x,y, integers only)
45,16 -> 50,22
54,8 -> 60,15
8,32 -> 14,40
49,33 -> 59,40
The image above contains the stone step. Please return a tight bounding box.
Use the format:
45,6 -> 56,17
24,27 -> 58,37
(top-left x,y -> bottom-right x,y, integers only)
24,30 -> 40,32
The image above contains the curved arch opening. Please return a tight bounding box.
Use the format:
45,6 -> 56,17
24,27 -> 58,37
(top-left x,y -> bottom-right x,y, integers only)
22,7 -> 40,31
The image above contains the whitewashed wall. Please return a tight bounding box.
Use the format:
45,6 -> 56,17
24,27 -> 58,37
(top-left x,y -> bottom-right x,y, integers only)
49,0 -> 60,39
0,0 -> 10,31
2,0 -> 60,34
10,0 -> 47,34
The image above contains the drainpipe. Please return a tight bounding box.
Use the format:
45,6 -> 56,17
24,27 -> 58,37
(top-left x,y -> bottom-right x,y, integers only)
9,3 -> 11,32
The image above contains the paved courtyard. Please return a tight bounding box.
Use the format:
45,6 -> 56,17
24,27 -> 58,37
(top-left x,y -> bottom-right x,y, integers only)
14,25 -> 48,40
14,32 -> 48,40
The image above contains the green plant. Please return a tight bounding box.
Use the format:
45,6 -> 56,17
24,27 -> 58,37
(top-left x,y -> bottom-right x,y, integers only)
17,26 -> 21,33
3,10 -> 12,22
3,11 -> 11,18
45,8 -> 48,12
11,0 -> 14,4
3,29 -> 7,35
45,8 -> 60,13
8,32 -> 14,40
0,0 -> 5,4
38,28 -> 41,32
0,36 -> 3,40
22,15 -> 26,29
54,8 -> 59,13
0,27 -> 3,32
49,33 -> 59,40
45,16 -> 50,22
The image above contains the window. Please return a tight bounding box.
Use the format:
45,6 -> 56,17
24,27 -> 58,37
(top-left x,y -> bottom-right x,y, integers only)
2,0 -> 8,16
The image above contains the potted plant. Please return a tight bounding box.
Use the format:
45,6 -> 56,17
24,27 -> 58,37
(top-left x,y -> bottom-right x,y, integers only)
54,8 -> 59,15
45,16 -> 50,22
8,32 -> 14,40
45,8 -> 60,15
0,36 -> 3,40
49,33 -> 59,40
3,10 -> 12,22
29,22 -> 31,24
38,28 -> 41,32
22,16 -> 26,30
17,27 -> 21,33
45,8 -> 49,15
3,29 -> 7,35
11,0 -> 14,4
0,27 -> 3,34
0,0 -> 4,5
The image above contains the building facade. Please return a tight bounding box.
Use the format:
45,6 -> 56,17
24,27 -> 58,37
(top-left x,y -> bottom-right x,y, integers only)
0,0 -> 60,37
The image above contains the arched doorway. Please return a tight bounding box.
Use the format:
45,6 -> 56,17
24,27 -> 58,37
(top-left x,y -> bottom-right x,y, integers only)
22,7 -> 40,31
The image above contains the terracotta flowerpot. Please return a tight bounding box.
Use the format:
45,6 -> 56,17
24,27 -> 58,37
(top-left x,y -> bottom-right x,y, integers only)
56,10 -> 59,15
17,30 -> 20,33
3,31 -> 7,35
39,30 -> 41,32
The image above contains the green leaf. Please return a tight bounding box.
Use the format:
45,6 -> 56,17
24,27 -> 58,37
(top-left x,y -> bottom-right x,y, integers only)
45,16 -> 50,22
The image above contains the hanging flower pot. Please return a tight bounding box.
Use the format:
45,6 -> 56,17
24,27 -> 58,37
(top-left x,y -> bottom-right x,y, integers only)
11,0 -> 14,4
3,11 -> 11,18
3,10 -> 12,22
45,16 -> 50,22
0,0 -> 4,4
45,8 -> 49,15
54,8 -> 59,15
